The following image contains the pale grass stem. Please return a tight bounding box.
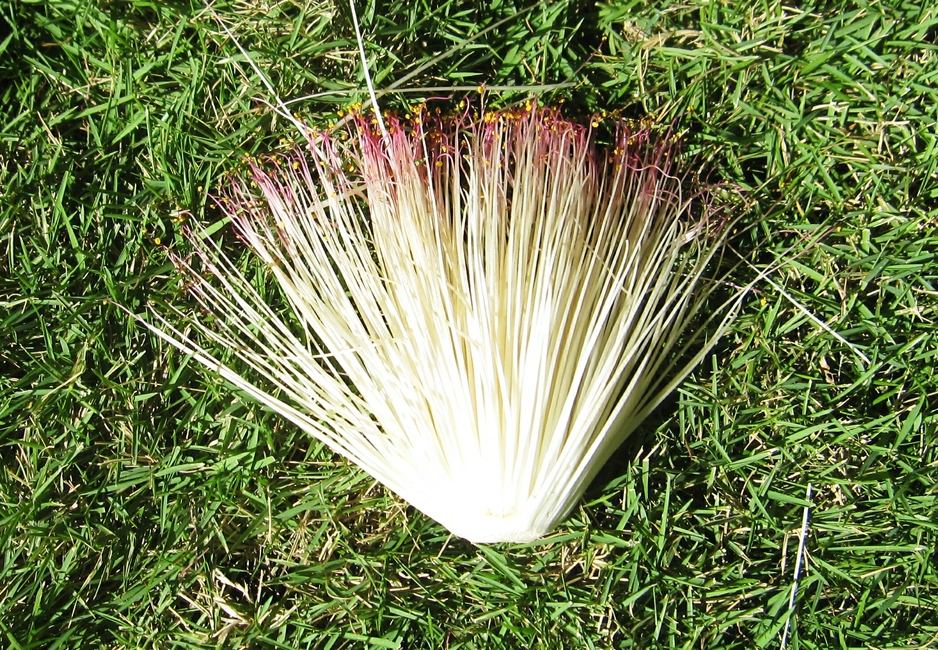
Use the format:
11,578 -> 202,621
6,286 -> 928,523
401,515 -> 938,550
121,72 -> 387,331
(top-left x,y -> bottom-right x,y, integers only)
781,483 -> 813,650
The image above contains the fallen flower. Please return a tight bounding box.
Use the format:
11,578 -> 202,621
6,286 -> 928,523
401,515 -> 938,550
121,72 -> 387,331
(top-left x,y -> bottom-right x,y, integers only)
144,103 -> 741,543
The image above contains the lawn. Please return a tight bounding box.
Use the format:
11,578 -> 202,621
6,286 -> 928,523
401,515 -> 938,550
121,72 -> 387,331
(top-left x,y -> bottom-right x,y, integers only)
2,0 -> 937,648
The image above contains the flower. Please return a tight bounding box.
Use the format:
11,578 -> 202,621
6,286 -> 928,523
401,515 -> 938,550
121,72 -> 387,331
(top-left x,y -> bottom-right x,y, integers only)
156,103 -> 734,543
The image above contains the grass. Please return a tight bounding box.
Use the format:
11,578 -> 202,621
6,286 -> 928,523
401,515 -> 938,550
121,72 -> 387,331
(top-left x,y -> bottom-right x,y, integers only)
1,0 -> 936,647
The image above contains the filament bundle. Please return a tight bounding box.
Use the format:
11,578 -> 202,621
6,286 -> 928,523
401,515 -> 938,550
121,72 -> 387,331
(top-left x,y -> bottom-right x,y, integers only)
151,104 -> 734,543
